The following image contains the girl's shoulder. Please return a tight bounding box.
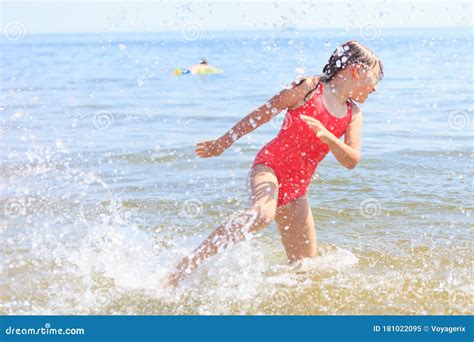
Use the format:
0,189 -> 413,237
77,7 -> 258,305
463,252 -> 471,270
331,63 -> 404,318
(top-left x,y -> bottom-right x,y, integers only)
286,75 -> 321,111
290,75 -> 320,89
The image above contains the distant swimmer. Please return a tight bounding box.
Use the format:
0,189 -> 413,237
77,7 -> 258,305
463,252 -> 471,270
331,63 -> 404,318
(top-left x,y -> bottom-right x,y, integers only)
173,59 -> 223,76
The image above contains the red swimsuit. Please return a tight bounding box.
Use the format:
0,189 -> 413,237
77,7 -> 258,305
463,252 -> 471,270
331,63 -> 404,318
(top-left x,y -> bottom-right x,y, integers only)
252,81 -> 353,207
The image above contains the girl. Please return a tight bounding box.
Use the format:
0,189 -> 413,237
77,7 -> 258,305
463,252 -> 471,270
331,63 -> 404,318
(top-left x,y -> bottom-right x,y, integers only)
166,40 -> 383,288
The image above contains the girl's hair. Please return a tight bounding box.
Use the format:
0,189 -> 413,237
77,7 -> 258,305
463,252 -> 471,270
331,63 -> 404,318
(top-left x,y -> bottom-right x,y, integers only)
300,40 -> 384,102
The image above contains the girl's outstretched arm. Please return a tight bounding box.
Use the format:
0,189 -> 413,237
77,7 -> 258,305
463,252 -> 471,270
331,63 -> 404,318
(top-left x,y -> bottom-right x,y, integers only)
195,77 -> 316,158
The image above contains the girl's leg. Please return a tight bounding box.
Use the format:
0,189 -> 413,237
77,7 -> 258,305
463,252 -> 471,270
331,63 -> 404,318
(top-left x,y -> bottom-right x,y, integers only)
274,194 -> 318,262
165,164 -> 279,288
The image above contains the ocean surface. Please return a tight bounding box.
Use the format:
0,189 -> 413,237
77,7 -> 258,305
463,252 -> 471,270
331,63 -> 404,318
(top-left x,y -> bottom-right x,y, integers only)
1,28 -> 472,315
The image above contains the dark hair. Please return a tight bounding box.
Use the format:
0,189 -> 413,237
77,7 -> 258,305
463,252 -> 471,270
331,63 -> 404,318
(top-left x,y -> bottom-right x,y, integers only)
199,59 -> 208,65
301,40 -> 384,102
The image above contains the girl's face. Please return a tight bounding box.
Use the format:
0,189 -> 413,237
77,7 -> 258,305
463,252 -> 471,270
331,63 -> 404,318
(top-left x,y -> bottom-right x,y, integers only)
348,64 -> 381,103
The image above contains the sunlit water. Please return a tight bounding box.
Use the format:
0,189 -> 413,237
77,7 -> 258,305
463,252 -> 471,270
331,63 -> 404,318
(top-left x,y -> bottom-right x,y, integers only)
1,28 -> 472,315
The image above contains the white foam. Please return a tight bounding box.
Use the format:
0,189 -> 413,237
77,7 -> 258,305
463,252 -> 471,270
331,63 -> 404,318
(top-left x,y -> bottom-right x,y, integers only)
296,243 -> 358,272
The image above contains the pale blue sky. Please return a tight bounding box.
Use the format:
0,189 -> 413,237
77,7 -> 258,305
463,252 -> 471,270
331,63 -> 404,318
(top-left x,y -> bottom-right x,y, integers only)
1,0 -> 472,34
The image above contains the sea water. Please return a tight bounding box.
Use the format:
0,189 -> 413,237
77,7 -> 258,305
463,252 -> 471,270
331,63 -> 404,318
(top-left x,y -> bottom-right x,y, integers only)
1,28 -> 472,314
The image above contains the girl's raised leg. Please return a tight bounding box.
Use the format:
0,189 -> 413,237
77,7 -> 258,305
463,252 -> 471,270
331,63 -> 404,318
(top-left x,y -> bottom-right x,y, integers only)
165,164 -> 279,288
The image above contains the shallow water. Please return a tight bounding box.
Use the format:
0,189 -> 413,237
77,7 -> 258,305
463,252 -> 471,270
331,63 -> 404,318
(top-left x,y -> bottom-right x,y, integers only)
1,28 -> 472,314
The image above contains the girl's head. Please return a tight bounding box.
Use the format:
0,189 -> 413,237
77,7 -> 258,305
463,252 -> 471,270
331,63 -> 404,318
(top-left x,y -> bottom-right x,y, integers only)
321,40 -> 384,103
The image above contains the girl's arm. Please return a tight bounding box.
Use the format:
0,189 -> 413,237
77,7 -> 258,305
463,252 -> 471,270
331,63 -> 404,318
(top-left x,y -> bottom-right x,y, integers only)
300,105 -> 362,169
220,94 -> 289,143
325,106 -> 362,169
195,77 -> 316,158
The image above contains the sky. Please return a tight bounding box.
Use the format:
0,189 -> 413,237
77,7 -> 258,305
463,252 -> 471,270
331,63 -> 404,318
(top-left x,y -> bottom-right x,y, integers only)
0,0 -> 472,34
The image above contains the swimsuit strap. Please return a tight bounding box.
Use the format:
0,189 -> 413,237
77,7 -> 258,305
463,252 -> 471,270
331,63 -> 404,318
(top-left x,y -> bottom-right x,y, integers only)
299,78 -> 320,104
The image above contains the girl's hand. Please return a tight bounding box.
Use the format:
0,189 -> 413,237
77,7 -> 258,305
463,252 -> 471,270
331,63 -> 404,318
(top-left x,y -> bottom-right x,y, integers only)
195,138 -> 228,158
299,114 -> 334,143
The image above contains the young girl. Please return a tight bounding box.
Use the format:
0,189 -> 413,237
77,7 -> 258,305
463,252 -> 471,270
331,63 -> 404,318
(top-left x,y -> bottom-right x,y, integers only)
166,40 -> 383,288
